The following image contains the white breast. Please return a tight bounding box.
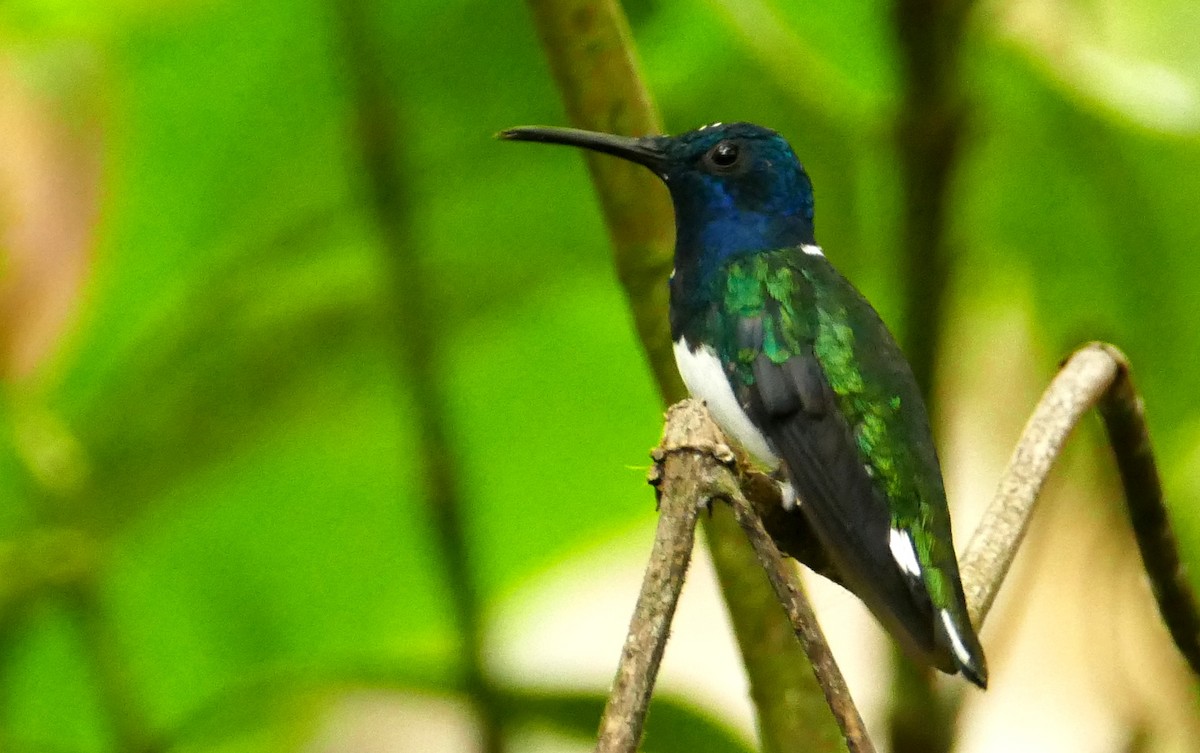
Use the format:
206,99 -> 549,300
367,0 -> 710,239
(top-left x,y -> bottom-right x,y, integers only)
673,338 -> 780,468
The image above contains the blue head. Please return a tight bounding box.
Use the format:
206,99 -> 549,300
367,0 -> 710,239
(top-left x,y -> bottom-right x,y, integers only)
651,123 -> 815,267
502,122 -> 816,286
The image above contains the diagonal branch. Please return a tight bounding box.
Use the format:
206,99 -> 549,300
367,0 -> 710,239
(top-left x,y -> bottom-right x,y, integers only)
724,476 -> 875,753
1098,350 -> 1200,675
959,342 -> 1200,673
958,344 -> 1117,623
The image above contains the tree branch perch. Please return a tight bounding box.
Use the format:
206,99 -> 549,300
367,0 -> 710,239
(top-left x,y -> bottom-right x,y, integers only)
595,402 -> 732,753
724,475 -> 875,753
598,401 -> 870,753
604,342 -> 1198,753
959,342 -> 1200,671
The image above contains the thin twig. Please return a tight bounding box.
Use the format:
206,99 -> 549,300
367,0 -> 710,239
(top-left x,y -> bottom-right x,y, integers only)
959,343 -> 1200,675
1095,346 -> 1200,675
725,486 -> 876,753
959,344 -> 1116,623
595,402 -> 727,753
702,505 -> 849,753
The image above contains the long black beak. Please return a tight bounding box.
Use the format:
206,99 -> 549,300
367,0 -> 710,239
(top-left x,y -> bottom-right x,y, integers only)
499,126 -> 668,175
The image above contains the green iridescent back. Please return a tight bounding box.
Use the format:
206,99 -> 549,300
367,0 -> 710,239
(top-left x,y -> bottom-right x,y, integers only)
706,250 -> 962,611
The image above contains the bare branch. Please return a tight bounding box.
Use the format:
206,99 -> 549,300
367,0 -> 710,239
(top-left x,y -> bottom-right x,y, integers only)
960,342 -> 1200,677
959,344 -> 1118,623
725,484 -> 876,753
606,342 -> 1198,753
595,401 -> 731,753
1096,346 -> 1200,675
602,401 -> 863,753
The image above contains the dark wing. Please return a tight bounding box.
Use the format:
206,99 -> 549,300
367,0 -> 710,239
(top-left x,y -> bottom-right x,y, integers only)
744,466 -> 845,588
736,318 -> 953,672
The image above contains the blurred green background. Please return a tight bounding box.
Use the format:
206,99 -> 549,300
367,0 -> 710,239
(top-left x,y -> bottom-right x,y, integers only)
0,0 -> 1198,751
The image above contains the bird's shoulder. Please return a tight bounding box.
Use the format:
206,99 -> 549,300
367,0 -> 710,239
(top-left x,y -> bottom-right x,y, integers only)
700,248 -> 819,375
706,248 -> 946,517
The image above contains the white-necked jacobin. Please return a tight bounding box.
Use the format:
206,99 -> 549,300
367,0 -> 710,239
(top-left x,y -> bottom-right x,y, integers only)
501,121 -> 987,688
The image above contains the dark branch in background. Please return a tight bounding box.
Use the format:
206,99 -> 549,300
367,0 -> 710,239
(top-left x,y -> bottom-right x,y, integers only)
891,0 -> 971,397
521,1 -> 845,751
702,503 -> 848,753
1099,354 -> 1200,675
334,4 -> 505,752
959,343 -> 1200,672
68,576 -> 158,753
0,528 -> 153,753
889,0 -> 974,747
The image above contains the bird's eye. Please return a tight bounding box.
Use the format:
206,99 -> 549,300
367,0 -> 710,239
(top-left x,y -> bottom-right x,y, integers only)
708,141 -> 740,169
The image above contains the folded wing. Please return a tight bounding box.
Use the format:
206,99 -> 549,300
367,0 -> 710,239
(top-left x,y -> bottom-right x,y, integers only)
738,334 -> 954,672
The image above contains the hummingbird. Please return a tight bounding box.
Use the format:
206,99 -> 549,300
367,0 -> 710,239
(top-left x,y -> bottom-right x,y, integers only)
501,121 -> 987,688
